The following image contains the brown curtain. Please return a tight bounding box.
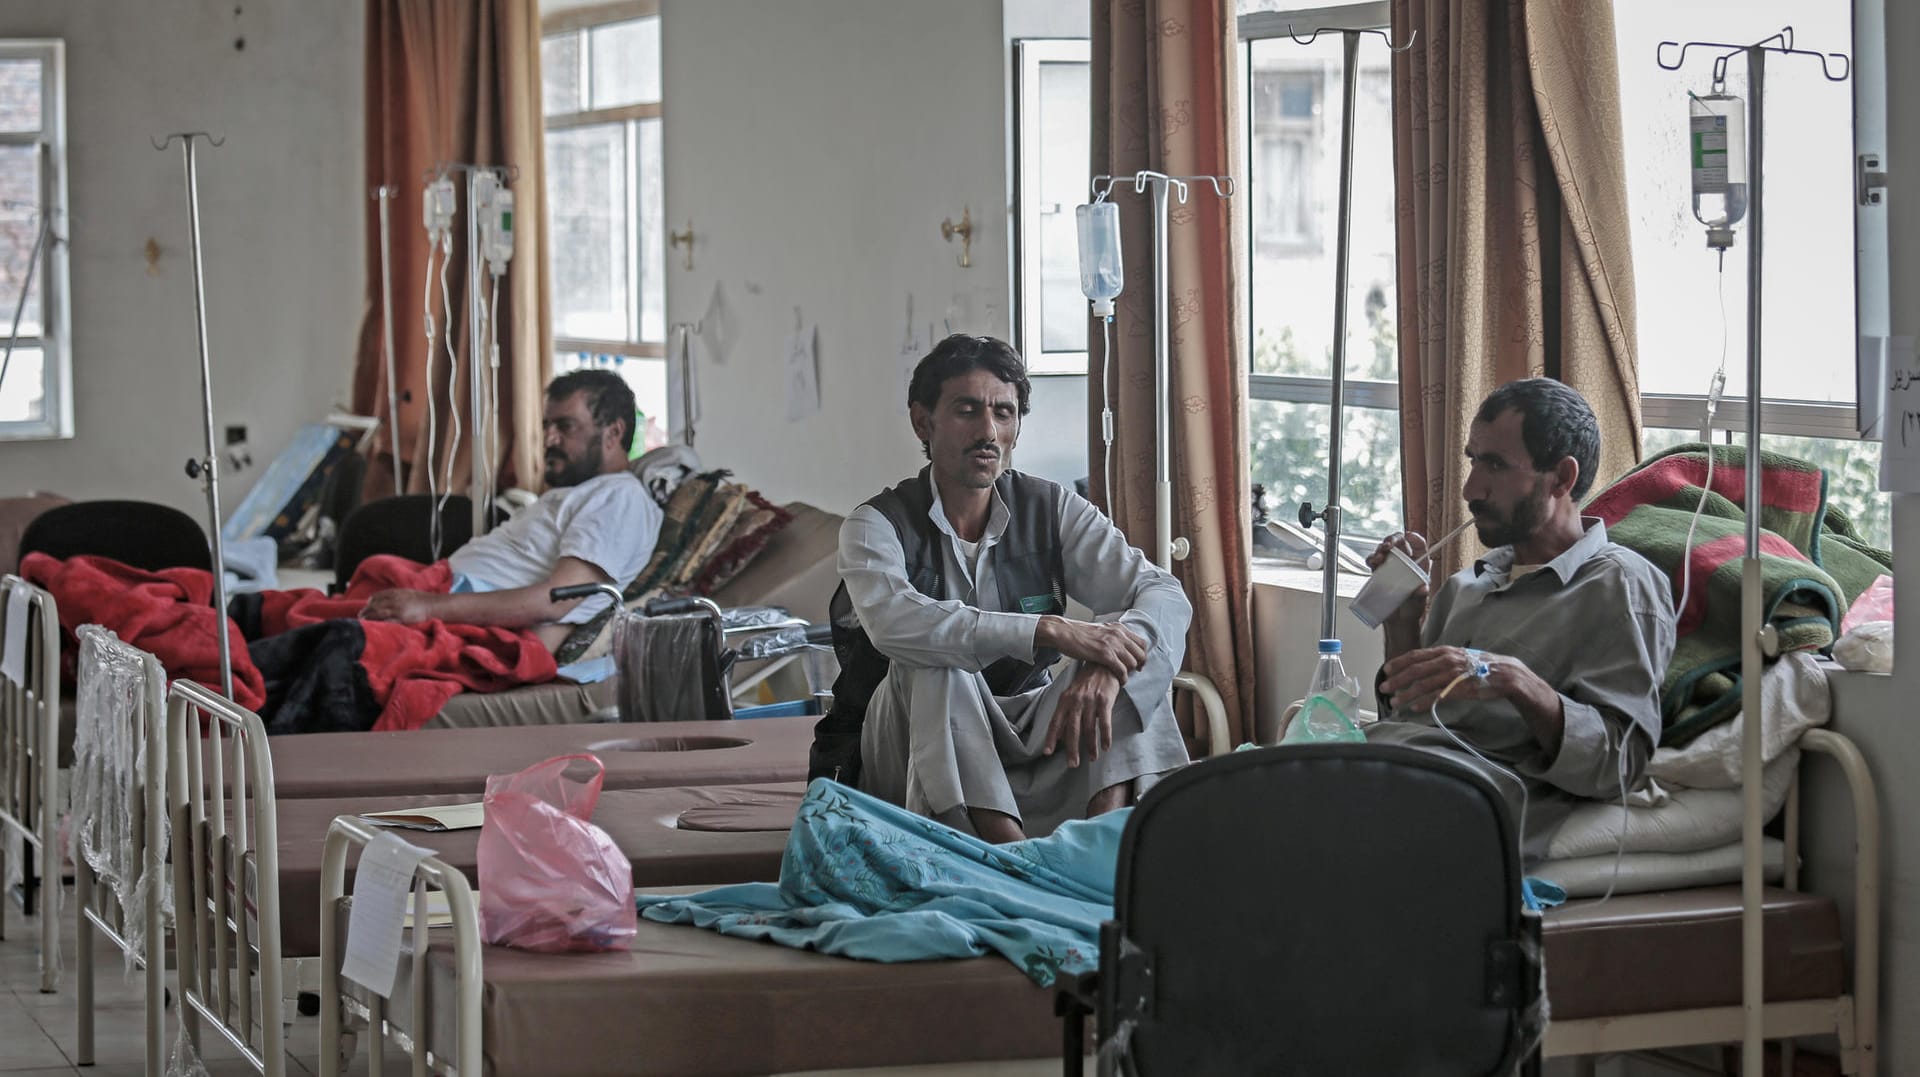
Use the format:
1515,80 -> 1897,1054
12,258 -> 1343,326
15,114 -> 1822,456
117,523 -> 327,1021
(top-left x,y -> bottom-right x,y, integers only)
1091,0 -> 1256,750
1392,0 -> 1641,579
353,0 -> 551,503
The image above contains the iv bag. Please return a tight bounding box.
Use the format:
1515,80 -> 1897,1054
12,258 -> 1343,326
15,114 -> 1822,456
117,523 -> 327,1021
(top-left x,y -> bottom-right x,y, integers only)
1689,93 -> 1748,242
1076,202 -> 1123,313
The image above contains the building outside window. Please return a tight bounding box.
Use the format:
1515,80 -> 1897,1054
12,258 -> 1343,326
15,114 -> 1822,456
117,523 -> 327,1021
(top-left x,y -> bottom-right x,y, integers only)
0,40 -> 70,441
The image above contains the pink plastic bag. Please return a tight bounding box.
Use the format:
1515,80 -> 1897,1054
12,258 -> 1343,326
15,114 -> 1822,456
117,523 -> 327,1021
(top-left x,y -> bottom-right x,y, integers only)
477,753 -> 636,952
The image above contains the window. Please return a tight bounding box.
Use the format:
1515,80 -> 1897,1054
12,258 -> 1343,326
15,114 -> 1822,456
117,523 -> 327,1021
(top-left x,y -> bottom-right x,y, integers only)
1013,39 -> 1092,374
1239,2 -> 1401,546
1615,0 -> 1890,547
542,5 -> 668,449
0,41 -> 69,440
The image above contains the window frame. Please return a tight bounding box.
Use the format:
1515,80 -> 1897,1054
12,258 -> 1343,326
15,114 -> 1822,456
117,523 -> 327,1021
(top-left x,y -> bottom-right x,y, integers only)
1012,37 -> 1092,376
0,39 -> 71,442
541,1 -> 664,361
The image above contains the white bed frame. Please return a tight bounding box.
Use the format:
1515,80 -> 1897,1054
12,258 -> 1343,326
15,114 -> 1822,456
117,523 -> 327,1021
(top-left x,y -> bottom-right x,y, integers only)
0,573 -> 60,994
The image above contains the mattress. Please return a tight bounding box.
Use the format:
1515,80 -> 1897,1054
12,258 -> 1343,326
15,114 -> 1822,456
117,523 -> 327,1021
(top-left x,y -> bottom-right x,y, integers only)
267,716 -> 815,799
274,783 -> 801,956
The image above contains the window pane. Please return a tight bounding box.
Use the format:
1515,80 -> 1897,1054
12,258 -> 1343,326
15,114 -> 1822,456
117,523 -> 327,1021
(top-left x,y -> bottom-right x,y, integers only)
546,123 -> 630,342
552,352 -> 670,453
1247,33 -> 1397,382
1250,400 -> 1403,538
0,59 -> 40,133
0,145 -> 44,338
1641,427 -> 1890,556
0,344 -> 43,422
1037,59 -> 1089,354
542,33 -> 581,116
589,18 -> 661,109
1237,0 -> 1381,15
1615,0 -> 1855,405
636,118 -> 664,344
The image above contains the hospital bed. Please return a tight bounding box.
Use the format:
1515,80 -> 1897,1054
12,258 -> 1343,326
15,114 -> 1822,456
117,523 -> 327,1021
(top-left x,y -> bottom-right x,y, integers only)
0,573 -> 60,993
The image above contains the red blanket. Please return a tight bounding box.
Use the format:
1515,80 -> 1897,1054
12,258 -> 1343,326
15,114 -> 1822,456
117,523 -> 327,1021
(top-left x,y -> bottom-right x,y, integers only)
21,553 -> 557,732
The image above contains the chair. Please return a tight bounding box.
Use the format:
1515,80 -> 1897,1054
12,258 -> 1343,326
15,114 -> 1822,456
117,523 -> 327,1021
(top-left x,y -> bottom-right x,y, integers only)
19,498 -> 211,571
168,680 -> 287,1076
333,494 -> 502,589
1058,744 -> 1544,1076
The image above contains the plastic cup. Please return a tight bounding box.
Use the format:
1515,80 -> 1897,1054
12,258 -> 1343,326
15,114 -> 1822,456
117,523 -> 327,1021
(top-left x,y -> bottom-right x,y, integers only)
1349,547 -> 1429,629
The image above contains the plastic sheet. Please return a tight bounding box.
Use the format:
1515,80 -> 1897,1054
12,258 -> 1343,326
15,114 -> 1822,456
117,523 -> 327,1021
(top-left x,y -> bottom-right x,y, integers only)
733,626 -> 816,660
477,754 -> 636,952
1833,620 -> 1893,674
614,610 -> 728,722
68,625 -> 170,982
720,605 -> 792,630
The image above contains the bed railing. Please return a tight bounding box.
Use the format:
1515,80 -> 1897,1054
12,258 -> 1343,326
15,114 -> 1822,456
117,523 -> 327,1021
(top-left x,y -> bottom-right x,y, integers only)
0,574 -> 61,993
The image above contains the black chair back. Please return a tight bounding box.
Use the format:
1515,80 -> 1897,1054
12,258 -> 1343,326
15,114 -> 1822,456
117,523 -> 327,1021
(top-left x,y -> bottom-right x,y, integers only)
1079,744 -> 1542,1076
18,500 -> 211,572
333,494 -> 483,589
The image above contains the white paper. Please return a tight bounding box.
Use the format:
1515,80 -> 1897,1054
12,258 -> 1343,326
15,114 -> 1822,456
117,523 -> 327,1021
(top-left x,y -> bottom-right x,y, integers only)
666,326 -> 702,445
340,831 -> 434,998
785,323 -> 820,422
1878,336 -> 1919,493
2,586 -> 29,686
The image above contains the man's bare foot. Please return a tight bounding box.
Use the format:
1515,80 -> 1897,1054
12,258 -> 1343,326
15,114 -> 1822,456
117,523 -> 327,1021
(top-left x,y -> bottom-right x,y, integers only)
1087,781 -> 1131,817
969,807 -> 1027,844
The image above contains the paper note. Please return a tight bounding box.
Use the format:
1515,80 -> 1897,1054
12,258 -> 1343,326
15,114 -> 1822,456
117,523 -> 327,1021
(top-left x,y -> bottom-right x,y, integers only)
362,802 -> 485,832
340,832 -> 435,998
1878,336 -> 1919,493
785,323 -> 820,422
2,586 -> 28,686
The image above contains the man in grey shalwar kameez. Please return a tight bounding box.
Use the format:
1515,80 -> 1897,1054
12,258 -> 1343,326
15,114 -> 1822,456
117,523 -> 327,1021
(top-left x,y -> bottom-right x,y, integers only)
808,335 -> 1191,841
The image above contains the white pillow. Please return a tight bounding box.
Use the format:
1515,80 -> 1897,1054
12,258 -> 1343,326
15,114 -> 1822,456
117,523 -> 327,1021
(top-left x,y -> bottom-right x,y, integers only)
1537,838 -> 1784,899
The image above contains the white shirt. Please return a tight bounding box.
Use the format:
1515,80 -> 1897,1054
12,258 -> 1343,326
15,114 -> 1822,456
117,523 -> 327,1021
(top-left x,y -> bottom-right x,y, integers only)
448,471 -> 660,624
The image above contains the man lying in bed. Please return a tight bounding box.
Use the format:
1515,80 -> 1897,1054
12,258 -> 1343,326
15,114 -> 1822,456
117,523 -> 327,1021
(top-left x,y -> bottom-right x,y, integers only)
361,369 -> 661,651
1366,378 -> 1676,862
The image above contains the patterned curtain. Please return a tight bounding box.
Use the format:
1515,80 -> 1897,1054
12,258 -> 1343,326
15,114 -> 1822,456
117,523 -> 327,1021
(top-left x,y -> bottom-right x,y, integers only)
1091,0 -> 1256,748
352,0 -> 552,503
1392,0 -> 1641,579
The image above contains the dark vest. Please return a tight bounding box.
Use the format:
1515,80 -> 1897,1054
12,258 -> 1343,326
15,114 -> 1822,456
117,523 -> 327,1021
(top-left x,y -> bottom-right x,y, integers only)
807,467 -> 1067,784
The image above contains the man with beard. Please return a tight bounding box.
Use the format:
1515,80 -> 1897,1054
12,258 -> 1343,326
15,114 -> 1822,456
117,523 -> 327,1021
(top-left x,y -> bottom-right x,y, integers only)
1365,378 -> 1675,861
811,334 -> 1191,842
362,369 -> 660,652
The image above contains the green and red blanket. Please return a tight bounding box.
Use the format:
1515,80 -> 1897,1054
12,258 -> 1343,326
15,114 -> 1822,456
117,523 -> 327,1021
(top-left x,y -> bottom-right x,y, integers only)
1585,444 -> 1891,746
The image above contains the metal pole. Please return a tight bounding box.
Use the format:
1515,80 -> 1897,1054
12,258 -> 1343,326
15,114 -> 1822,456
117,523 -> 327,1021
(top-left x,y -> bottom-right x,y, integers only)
1320,29 -> 1362,640
376,187 -> 402,498
176,137 -> 234,701
1738,43 -> 1766,1077
464,171 -> 488,537
1151,176 -> 1173,571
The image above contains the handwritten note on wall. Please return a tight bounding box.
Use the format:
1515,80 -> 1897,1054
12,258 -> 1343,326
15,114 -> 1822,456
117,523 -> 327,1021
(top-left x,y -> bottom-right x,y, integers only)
1879,336 -> 1920,493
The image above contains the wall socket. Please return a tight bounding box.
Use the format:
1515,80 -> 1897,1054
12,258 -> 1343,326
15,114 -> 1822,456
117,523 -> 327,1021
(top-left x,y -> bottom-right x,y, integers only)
225,424 -> 247,446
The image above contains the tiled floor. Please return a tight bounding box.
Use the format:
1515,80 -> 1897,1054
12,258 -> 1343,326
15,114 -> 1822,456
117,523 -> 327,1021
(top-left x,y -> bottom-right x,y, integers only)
0,884 -> 407,1076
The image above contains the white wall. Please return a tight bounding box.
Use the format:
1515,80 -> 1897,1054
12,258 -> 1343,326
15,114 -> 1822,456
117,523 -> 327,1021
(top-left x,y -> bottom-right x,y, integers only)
660,0 -> 1088,514
0,1 -> 362,518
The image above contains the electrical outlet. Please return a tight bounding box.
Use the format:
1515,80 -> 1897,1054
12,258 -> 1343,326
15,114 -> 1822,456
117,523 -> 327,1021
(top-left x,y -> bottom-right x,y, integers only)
225,424 -> 248,446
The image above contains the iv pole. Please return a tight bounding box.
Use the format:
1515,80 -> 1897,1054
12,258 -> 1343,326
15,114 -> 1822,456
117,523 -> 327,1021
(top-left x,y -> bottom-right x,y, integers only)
1090,170 -> 1237,756
1282,21 -> 1416,641
154,132 -> 235,701
1655,30 -> 1852,1077
373,186 -> 403,498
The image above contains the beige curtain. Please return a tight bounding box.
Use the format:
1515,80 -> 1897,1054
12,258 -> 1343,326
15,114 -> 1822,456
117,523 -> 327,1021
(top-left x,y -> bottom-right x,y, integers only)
1392,0 -> 1640,579
352,0 -> 551,503
1091,0 -> 1256,749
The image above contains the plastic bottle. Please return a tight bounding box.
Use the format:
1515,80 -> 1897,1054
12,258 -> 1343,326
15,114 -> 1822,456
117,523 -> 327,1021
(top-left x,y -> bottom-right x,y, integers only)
1689,92 -> 1748,251
1075,201 -> 1124,317
1282,639 -> 1364,744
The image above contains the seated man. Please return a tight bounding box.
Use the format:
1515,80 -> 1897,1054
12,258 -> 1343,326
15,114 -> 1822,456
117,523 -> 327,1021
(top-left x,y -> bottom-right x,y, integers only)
810,334 -> 1191,842
362,369 -> 661,652
1368,378 -> 1676,861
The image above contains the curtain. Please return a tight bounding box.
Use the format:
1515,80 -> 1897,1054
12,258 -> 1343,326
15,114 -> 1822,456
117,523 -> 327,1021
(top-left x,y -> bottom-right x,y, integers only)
352,0 -> 551,504
1392,0 -> 1641,579
1091,0 -> 1256,750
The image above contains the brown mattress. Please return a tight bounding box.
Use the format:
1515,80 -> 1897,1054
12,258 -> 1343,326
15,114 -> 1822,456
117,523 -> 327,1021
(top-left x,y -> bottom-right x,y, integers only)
367,914 -> 1060,1077
275,783 -> 801,957
1543,885 -> 1845,1020
267,716 -> 814,799
428,678 -> 620,728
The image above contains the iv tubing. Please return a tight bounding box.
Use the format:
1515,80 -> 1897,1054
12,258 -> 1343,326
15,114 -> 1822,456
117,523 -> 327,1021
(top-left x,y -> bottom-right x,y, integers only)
437,240 -> 462,542
1099,313 -> 1114,513
422,236 -> 444,559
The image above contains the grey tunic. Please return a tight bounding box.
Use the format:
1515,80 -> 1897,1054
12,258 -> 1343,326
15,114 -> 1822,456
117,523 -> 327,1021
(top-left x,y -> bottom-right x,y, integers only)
1366,518 -> 1676,862
843,482 -> 1192,837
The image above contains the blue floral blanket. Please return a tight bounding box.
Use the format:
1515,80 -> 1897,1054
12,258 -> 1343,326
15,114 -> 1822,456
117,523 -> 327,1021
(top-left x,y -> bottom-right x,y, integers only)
634,779 -> 1124,986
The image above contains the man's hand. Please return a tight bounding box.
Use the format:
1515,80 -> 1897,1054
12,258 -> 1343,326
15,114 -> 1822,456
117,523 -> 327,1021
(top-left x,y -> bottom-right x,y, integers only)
1367,531 -> 1431,627
1044,664 -> 1122,767
361,588 -> 440,625
1379,645 -> 1565,756
1035,616 -> 1148,681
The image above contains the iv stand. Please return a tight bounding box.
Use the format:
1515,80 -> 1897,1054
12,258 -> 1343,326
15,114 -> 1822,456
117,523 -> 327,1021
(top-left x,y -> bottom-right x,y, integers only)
1089,169 -> 1237,756
373,186 -> 403,498
1282,22 -> 1416,642
154,132 -> 235,701
1655,29 -> 1852,1077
